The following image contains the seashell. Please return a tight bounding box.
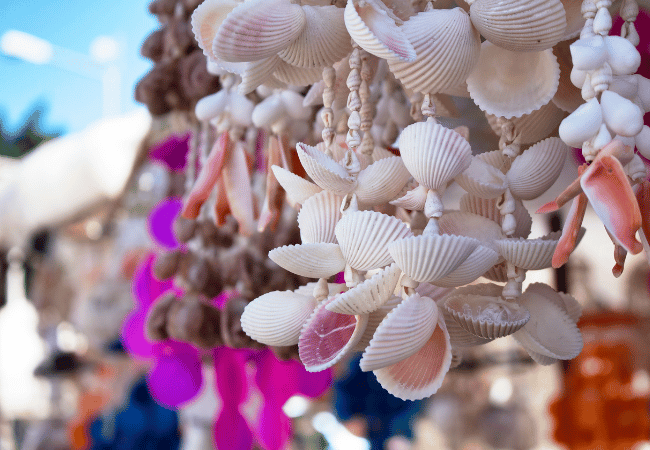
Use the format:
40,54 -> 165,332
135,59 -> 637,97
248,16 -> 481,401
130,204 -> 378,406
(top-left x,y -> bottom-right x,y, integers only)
373,312 -> 452,400
239,56 -> 283,95
525,348 -> 558,365
605,35 -> 641,76
439,298 -> 494,347
360,293 -> 438,371
432,245 -> 501,288
469,0 -> 567,52
523,283 -> 581,323
388,8 -> 481,95
560,0 -> 583,40
271,165 -> 322,206
467,42 -> 560,119
444,294 -> 530,339
355,295 -> 402,351
497,232 -> 560,270
191,0 -> 240,60
635,126 -> 650,159
356,157 -> 411,206
298,190 -> 343,244
552,38 -> 584,113
269,242 -> 346,278
280,90 -> 312,120
293,282 -> 347,298
222,142 -> 256,236
455,157 -> 507,199
252,92 -> 286,129
388,234 -> 479,283
486,101 -> 567,144
336,211 -> 413,271
460,194 -> 501,223
416,283 -> 454,302
609,75 -> 639,101
569,35 -> 607,71
278,5 -> 352,69
600,90 -> 644,138
326,263 -> 403,315
214,0 -> 306,62
299,295 -> 369,372
507,137 -> 568,200
439,211 -> 506,254
558,98 -> 603,148
483,261 -> 509,282
636,75 -> 650,112
390,184 -> 428,210
399,121 -> 473,191
558,291 -> 582,323
241,291 -> 317,346
296,143 -> 357,196
273,60 -> 323,86
477,149 -> 511,174
195,91 -> 229,121
344,0 -> 416,62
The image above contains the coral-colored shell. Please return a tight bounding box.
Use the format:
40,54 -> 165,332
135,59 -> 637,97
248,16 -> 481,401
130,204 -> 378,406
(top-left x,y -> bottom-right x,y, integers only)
298,190 -> 343,244
296,143 -> 357,196
269,242 -> 346,278
191,0 -> 240,60
444,294 -> 529,339
486,101 -> 567,144
271,165 -> 322,206
356,157 -> 411,206
455,157 -> 508,199
496,232 -> 560,270
432,245 -> 501,288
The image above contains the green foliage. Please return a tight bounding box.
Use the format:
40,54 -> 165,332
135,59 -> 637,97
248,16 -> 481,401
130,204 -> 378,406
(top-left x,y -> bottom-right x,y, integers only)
0,103 -> 63,158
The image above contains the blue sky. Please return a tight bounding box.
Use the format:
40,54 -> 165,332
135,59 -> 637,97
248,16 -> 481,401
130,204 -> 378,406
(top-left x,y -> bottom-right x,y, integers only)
0,0 -> 158,135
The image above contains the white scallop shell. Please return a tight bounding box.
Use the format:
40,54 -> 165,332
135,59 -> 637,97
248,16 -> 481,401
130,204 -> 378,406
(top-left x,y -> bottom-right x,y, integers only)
438,211 -> 506,254
293,282 -> 347,298
278,5 -> 352,69
477,149 -> 512,174
191,0 -> 240,60
269,243 -> 346,278
558,291 -> 582,323
335,211 -> 413,271
600,90 -> 644,138
344,0 -> 416,62
356,157 -> 411,206
506,137 -> 568,200
214,0 -> 306,62
296,143 -> 357,196
470,0 -> 567,52
526,348 -> 558,365
388,234 -> 479,283
326,263 -> 403,315
273,60 -> 323,86
455,157 -> 508,199
486,101 -> 567,144
399,121 -> 473,191
496,232 -> 560,270
355,295 -> 402,351
444,294 -> 529,339
239,56 -> 284,95
560,0 -> 583,40
360,293 -> 438,371
432,245 -> 501,288
483,261 -> 509,283
271,165 -> 322,207
390,184 -> 428,210
298,190 -> 343,244
416,283 -> 454,302
373,313 -> 452,401
522,283 -> 581,323
467,42 -> 560,119
388,8 -> 481,95
439,300 -> 494,347
605,35 -> 641,76
241,290 -> 317,346
558,98 -> 603,148
460,194 -> 533,239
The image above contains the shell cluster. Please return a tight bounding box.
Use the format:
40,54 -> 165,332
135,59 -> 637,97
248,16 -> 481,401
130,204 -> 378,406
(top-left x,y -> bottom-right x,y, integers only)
168,0 -> 650,401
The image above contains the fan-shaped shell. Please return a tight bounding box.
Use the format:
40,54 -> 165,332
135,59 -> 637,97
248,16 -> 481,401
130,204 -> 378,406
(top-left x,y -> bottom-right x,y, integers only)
388,8 -> 481,95
296,143 -> 357,196
444,294 -> 529,339
523,283 -> 581,323
455,157 -> 507,199
399,121 -> 473,191
241,291 -> 317,346
390,184 -> 427,211
214,0 -> 306,62
271,165 -> 322,206
506,137 -> 568,200
273,60 -> 322,86
388,234 -> 479,283
191,0 -> 240,60
356,157 -> 411,206
483,261 -> 509,282
439,211 -> 506,254
440,300 -> 494,347
496,232 -> 560,270
477,149 -> 511,174
467,42 -> 560,119
278,5 -> 352,69
239,56 -> 283,95
560,0 -> 583,40
355,295 -> 401,351
298,190 -> 343,244
299,295 -> 369,372
486,101 -> 567,144
432,246 -> 501,288
269,243 -> 346,278
326,263 -> 402,315
460,194 -> 534,240
360,293 -> 438,371
558,98 -> 603,148
470,0 -> 567,52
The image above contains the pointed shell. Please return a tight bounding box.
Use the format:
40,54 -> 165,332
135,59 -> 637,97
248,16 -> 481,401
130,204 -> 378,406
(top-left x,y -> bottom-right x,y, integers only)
298,190 -> 343,244
558,97 -> 603,148
455,157 -> 507,199
496,232 -> 560,270
360,293 -> 438,371
241,291 -> 317,346
296,143 -> 357,196
399,121 -> 473,191
506,137 -> 568,200
467,42 -> 560,119
432,246 -> 501,288
444,294 -> 529,339
388,8 -> 481,95
271,165 -> 322,206
388,234 -> 479,283
269,243 -> 346,278
469,0 -> 567,52
327,263 -> 402,315
356,157 -> 411,206
439,211 -> 506,254
191,0 -> 240,60
486,101 -> 567,144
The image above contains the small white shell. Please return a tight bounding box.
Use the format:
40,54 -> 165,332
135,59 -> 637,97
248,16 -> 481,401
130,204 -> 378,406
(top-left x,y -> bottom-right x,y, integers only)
570,35 -> 607,71
432,245 -> 501,288
388,234 -> 479,283
296,143 -> 357,196
496,232 -> 560,270
298,190 -> 343,244
360,293 -> 438,371
195,91 -> 229,122
439,211 -> 506,254
444,294 -> 529,339
605,35 -> 641,76
455,157 -> 508,199
390,184 -> 428,211
271,165 -> 322,206
356,157 -> 411,206
459,194 -> 532,238
326,263 -> 403,315
269,242 -> 346,278
336,210 -> 413,271
273,60 -> 323,86
558,98 -> 603,148
241,291 -> 317,346
635,126 -> 650,159
600,90 -> 644,138
636,74 -> 650,112
191,0 -> 240,60
486,101 -> 567,144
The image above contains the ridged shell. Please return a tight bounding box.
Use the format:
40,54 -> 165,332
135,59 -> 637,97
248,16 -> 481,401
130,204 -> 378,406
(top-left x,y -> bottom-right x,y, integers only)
496,232 -> 560,270
296,143 -> 357,196
239,56 -> 283,95
355,295 -> 401,351
461,194 -> 533,239
390,184 -> 427,211
552,38 -> 583,113
432,246 -> 501,288
455,157 -> 507,199
241,291 -> 317,346
298,190 -> 343,244
477,149 -> 511,174
293,282 -> 347,298
344,0 -> 416,62
273,61 -> 322,86
399,121 -> 473,191
299,295 -> 369,372
269,243 -> 346,278
506,137 -> 568,200
416,283 -> 454,302
271,165 -> 322,206
326,263 -> 402,315
560,0 -> 582,40
467,42 -> 560,119
486,101 -> 567,144
356,157 -> 411,206
470,0 -> 567,52
483,261 -> 509,282
360,293 -> 438,371
523,283 -> 581,323
278,5 -> 352,69
214,0 -> 306,62
439,211 -> 505,254
373,313 -> 452,401
440,300 -> 494,347
444,294 -> 529,339
388,8 -> 481,95
335,211 -> 413,271
388,234 -> 479,283
191,0 -> 240,60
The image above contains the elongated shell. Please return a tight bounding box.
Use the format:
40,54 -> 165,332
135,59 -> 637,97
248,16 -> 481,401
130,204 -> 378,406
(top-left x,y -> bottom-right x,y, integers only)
486,101 -> 567,144
439,211 -> 505,254
271,165 -> 322,206
296,143 -> 357,196
455,157 -> 507,199
444,294 -> 529,339
356,157 -> 411,206
470,0 -> 567,52
269,243 -> 346,278
432,245 -> 501,288
388,8 -> 481,95
298,190 -> 343,244
241,291 -> 317,346
360,293 -> 438,371
467,42 -> 560,119
497,232 -> 560,270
